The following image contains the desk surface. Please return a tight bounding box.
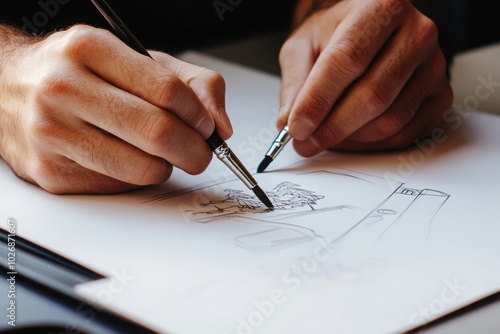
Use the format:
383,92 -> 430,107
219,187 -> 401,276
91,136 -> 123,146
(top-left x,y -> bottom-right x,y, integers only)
1,35 -> 500,333
197,34 -> 500,334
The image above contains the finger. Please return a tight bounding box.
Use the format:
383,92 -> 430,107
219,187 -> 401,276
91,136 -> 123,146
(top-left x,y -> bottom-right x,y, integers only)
278,31 -> 316,129
28,154 -> 145,194
63,26 -> 215,139
151,51 -> 233,140
187,70 -> 232,140
316,14 -> 438,144
32,120 -> 174,185
349,48 -> 447,143
331,87 -> 453,152
52,76 -> 212,175
293,15 -> 439,156
40,64 -> 213,175
287,1 -> 408,140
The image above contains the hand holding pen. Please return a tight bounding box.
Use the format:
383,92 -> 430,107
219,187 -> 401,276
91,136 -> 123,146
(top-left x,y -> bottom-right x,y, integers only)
259,0 -> 452,172
0,0 -> 272,206
0,23 -> 229,193
90,0 -> 272,207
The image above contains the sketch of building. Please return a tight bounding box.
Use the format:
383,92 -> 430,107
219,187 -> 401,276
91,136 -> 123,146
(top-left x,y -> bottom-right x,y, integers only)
146,169 -> 450,252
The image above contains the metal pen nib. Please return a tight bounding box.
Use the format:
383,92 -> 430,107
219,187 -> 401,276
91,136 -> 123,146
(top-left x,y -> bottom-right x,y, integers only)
257,125 -> 292,173
207,133 -> 273,209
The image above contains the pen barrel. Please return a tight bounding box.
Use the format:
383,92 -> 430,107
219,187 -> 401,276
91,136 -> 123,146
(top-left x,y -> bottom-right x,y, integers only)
214,144 -> 257,189
265,125 -> 292,159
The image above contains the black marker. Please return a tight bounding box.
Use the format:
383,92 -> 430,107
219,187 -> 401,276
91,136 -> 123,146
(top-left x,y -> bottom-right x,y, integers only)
90,0 -> 273,208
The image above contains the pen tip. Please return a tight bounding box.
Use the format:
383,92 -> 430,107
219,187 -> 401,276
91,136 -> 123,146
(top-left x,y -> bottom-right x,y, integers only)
252,185 -> 273,209
257,156 -> 273,173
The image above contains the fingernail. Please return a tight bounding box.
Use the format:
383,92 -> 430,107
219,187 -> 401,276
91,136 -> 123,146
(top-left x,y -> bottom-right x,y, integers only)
299,137 -> 321,156
217,105 -> 233,135
290,118 -> 315,140
196,117 -> 215,139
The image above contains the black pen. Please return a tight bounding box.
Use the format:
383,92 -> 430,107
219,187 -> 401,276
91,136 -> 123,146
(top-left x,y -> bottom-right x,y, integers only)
90,0 -> 273,208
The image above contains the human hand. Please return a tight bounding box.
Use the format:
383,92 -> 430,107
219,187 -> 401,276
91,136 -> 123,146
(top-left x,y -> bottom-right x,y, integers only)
278,0 -> 453,156
0,25 -> 232,194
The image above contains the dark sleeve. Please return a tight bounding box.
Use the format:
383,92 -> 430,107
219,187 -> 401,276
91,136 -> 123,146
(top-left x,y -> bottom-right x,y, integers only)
108,0 -> 297,53
413,0 -> 500,61
0,1 -> 107,33
0,0 -> 296,53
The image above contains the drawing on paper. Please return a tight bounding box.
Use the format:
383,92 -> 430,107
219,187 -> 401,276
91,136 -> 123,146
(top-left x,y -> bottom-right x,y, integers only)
194,182 -> 325,215
147,170 -> 450,251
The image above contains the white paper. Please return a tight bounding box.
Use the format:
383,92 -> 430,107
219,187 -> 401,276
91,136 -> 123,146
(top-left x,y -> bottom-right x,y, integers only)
1,51 -> 500,334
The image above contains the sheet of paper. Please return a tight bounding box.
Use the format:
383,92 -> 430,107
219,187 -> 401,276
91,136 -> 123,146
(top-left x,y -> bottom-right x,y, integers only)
1,51 -> 500,334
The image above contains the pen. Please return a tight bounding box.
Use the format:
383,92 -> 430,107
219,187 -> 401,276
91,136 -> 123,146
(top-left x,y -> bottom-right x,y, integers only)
90,0 -> 273,208
257,125 -> 291,173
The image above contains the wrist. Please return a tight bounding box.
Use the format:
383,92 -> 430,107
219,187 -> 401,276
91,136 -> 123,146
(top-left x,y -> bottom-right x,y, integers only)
0,25 -> 39,162
0,25 -> 40,76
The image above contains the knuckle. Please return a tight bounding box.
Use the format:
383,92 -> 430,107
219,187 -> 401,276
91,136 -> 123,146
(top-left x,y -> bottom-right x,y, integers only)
27,108 -> 62,145
150,75 -> 184,106
190,69 -> 227,99
382,96 -> 422,137
279,35 -> 311,66
303,91 -> 333,119
317,121 -> 345,147
279,38 -> 297,63
416,16 -> 438,45
28,158 -> 64,194
59,25 -> 104,60
137,113 -> 174,148
377,119 -> 400,139
329,40 -> 367,78
358,83 -> 391,118
36,71 -> 73,101
201,69 -> 226,89
378,111 -> 409,138
401,93 -> 423,118
185,151 -> 212,175
134,158 -> 172,185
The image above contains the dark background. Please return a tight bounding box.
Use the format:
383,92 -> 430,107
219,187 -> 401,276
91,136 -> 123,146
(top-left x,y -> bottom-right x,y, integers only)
0,0 -> 296,53
0,1 -> 498,69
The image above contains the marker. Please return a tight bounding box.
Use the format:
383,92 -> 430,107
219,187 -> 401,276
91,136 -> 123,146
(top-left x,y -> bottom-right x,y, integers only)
90,0 -> 273,208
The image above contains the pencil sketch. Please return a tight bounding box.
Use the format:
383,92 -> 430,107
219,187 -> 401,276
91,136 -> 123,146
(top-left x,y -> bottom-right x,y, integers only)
147,170 -> 450,251
194,181 -> 325,215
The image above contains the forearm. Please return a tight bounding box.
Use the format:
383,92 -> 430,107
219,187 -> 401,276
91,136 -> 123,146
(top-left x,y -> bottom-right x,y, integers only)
293,0 -> 341,26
